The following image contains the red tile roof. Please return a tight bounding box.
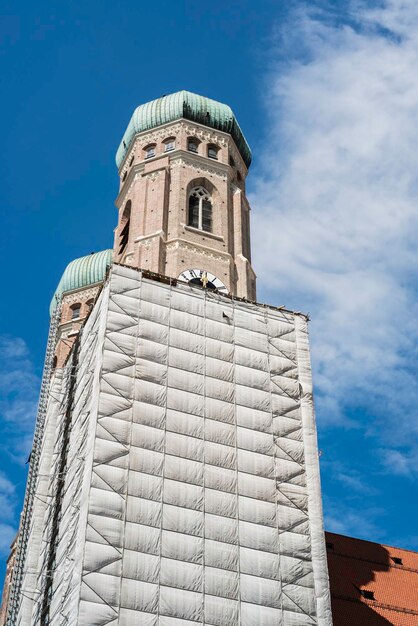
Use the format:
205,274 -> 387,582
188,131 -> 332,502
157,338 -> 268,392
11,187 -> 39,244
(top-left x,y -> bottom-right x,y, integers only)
326,532 -> 418,626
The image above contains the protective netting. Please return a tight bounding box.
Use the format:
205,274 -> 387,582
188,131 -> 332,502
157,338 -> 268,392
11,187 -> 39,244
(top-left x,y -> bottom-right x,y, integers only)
16,285 -> 108,625
18,263 -> 332,625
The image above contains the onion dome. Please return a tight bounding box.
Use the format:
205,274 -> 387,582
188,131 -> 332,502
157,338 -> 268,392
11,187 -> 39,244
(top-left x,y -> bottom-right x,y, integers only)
116,90 -> 252,170
50,249 -> 113,315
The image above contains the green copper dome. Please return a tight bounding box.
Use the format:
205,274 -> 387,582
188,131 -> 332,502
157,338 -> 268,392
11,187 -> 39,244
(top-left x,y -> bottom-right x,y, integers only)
116,90 -> 252,170
50,249 -> 113,315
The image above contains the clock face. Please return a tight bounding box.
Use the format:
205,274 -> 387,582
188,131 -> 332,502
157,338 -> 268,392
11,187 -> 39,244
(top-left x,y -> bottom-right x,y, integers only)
178,269 -> 228,294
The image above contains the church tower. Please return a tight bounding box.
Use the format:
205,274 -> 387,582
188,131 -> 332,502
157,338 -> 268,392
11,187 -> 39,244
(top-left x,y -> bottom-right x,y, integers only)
113,91 -> 255,300
6,92 -> 332,626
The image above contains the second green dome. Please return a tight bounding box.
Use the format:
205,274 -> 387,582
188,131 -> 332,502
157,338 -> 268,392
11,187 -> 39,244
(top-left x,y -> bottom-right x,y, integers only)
50,249 -> 113,315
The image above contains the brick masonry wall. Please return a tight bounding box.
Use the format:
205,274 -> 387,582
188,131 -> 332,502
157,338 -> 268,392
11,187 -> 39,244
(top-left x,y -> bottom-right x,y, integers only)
114,120 -> 256,301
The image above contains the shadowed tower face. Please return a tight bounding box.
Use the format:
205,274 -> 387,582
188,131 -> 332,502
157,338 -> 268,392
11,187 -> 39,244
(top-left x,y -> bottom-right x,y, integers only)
113,91 -> 256,301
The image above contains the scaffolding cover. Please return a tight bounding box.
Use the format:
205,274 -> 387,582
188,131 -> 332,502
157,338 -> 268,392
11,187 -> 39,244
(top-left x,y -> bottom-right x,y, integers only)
18,264 -> 332,626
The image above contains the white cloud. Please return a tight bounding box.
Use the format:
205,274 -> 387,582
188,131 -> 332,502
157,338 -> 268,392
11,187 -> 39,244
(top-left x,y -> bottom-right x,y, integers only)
0,337 -> 40,554
0,336 -> 40,461
379,447 -> 417,476
324,499 -> 383,540
252,0 -> 418,458
0,337 -> 28,360
335,469 -> 379,495
0,525 -> 16,557
361,0 -> 418,36
0,472 -> 17,555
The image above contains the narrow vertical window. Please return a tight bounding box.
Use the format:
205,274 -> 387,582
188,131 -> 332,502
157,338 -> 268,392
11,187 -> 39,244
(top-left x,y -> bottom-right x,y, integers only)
207,144 -> 219,160
188,194 -> 200,228
202,198 -> 212,231
188,187 -> 212,232
119,200 -> 131,256
188,138 -> 199,153
144,144 -> 156,159
70,304 -> 81,320
163,137 -> 175,152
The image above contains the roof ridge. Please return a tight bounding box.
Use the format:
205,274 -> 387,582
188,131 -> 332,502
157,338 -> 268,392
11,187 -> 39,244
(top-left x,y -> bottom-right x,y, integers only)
326,531 -> 418,556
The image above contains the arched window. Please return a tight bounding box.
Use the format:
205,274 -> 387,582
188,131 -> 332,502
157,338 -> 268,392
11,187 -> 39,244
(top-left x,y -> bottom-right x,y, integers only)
207,144 -> 219,160
188,187 -> 212,232
188,138 -> 199,154
129,155 -> 134,166
122,171 -> 127,182
118,200 -> 131,256
70,304 -> 81,320
86,299 -> 94,313
237,171 -> 242,182
229,155 -> 235,167
163,137 -> 175,152
144,144 -> 156,159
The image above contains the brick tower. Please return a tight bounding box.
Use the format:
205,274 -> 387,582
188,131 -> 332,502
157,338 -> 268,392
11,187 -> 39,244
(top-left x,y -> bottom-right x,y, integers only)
6,92 -> 332,626
113,91 -> 256,300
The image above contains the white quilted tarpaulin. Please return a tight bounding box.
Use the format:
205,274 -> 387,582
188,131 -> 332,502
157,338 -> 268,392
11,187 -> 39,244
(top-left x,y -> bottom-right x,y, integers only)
20,263 -> 332,625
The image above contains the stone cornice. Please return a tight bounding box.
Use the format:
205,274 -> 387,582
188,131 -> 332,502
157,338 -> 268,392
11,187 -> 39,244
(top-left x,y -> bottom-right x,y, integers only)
144,169 -> 162,182
117,118 -> 248,177
166,238 -> 232,263
134,230 -> 164,244
116,149 -> 232,207
61,284 -> 101,303
180,120 -> 248,173
170,154 -> 229,181
133,231 -> 165,249
182,122 -> 228,148
180,120 -> 247,176
118,121 -> 183,176
183,225 -> 224,242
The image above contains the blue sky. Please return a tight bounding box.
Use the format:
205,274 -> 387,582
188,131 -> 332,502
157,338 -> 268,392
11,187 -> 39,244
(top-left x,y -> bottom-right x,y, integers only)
1,0 -> 418,585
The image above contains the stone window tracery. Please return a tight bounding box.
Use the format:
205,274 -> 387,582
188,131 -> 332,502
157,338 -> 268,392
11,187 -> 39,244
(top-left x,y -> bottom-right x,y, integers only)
188,186 -> 212,232
118,200 -> 131,256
